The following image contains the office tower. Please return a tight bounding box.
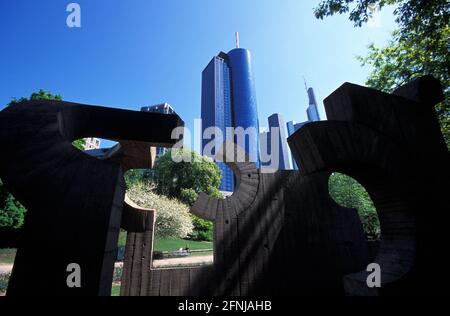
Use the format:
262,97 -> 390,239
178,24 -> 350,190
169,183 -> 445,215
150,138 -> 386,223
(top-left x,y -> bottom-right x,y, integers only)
141,103 -> 176,156
286,82 -> 323,170
261,113 -> 292,170
83,137 -> 101,150
286,121 -> 297,169
286,121 -> 308,170
306,87 -> 321,122
141,102 -> 175,115
260,130 -> 271,168
201,39 -> 260,192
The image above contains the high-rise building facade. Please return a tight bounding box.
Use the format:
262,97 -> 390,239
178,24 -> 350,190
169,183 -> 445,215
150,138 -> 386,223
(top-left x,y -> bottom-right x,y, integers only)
286,121 -> 308,170
83,137 -> 101,150
141,102 -> 175,115
141,103 -> 176,156
201,48 -> 260,192
261,113 -> 292,170
287,85 -> 322,170
306,88 -> 321,122
260,130 -> 271,168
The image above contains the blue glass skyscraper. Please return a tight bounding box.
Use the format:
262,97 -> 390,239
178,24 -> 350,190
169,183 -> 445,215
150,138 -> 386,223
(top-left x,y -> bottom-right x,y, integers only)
201,47 -> 260,192
287,121 -> 308,170
306,88 -> 321,122
227,48 -> 260,167
261,113 -> 292,170
287,85 -> 322,170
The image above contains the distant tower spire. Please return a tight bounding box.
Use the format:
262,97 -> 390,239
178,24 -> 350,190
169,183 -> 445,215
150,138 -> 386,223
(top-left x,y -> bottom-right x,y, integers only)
235,32 -> 240,48
303,76 -> 308,93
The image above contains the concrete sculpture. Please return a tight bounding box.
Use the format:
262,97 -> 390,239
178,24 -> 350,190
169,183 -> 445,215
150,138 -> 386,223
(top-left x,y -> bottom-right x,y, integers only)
1,76 -> 448,296
0,100 -> 183,295
121,76 -> 449,296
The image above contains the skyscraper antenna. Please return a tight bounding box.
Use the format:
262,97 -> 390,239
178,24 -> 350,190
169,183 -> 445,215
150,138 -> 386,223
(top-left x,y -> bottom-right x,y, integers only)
235,32 -> 240,48
303,76 -> 308,93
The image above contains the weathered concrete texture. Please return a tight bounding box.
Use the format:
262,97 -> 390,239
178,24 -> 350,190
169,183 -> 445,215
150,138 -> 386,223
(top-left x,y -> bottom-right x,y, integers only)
0,100 -> 183,296
121,76 -> 449,296
289,75 -> 449,295
1,76 -> 447,296
122,161 -> 372,296
120,197 -> 156,296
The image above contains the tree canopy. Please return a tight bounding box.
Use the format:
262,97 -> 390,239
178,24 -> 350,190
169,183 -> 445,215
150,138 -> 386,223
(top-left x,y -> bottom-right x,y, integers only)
0,178 -> 26,229
124,149 -> 221,241
314,0 -> 449,147
8,89 -> 62,106
358,27 -> 449,146
314,0 -> 449,36
127,182 -> 193,239
329,173 -> 380,239
315,0 -> 448,239
152,148 -> 223,204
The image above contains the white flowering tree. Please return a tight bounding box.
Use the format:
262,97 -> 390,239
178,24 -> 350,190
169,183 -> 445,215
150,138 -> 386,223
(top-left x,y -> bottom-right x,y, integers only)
127,182 -> 193,239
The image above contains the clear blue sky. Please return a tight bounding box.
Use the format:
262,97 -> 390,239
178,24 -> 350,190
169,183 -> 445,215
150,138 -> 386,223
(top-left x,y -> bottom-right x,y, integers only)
0,0 -> 396,149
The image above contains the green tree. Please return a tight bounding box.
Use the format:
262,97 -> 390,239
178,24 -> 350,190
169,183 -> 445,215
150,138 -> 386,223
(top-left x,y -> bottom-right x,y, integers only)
314,0 -> 450,147
71,139 -> 86,151
129,149 -> 222,242
30,89 -> 63,102
357,27 -> 450,146
8,89 -> 62,105
124,169 -> 146,188
153,148 -> 223,203
127,182 -> 193,239
329,173 -> 380,239
180,188 -> 199,206
314,0 -> 449,36
0,178 -> 26,229
189,215 -> 214,242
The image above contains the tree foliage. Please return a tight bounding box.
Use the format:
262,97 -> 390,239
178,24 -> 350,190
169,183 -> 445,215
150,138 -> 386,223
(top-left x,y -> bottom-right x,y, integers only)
357,27 -> 450,146
153,148 -> 223,203
0,178 -> 26,229
124,169 -> 146,188
314,0 -> 449,35
8,89 -> 62,106
329,173 -> 380,239
124,149 -> 222,241
314,0 -> 450,147
128,149 -> 223,241
127,182 -> 193,239
189,214 -> 214,242
180,188 -> 199,206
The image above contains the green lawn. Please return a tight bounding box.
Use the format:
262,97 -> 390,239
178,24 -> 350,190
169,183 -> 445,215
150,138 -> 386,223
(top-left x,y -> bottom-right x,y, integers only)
0,249 -> 16,265
154,237 -> 212,252
118,230 -> 127,247
111,283 -> 121,296
118,230 -> 212,252
1,235 -> 212,264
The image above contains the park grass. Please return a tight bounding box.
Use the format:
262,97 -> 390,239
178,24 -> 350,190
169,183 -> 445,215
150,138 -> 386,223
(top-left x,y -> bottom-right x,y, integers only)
118,230 -> 127,247
1,234 -> 212,263
0,249 -> 16,265
111,283 -> 121,296
118,230 -> 212,251
154,237 -> 212,252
